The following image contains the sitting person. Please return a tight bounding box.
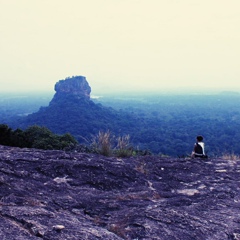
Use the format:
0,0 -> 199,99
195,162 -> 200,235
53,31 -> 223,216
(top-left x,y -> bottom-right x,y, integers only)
191,135 -> 208,158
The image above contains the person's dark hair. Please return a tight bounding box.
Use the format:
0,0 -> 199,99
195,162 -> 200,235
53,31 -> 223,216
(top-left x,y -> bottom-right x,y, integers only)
196,135 -> 203,142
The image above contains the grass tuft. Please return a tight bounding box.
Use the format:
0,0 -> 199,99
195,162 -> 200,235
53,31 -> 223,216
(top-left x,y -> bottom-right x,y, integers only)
91,130 -> 113,156
221,153 -> 239,160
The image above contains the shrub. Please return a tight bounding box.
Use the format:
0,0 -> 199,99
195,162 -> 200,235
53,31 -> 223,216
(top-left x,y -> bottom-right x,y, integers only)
90,131 -> 150,157
0,124 -> 12,145
0,124 -> 77,150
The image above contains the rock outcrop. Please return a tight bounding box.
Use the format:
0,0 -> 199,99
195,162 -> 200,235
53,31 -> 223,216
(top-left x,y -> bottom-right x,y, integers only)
50,76 -> 91,105
0,145 -> 240,239
14,76 -> 127,139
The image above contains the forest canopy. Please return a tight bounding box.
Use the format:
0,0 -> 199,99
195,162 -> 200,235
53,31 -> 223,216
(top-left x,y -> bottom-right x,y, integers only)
0,124 -> 77,150
1,92 -> 240,157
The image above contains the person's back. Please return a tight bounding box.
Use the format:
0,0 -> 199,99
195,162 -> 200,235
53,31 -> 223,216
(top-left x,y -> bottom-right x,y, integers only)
191,135 -> 207,158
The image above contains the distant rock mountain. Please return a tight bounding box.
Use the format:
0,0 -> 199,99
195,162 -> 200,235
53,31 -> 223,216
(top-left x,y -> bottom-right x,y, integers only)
52,76 -> 91,102
14,76 -> 137,142
0,144 -> 240,239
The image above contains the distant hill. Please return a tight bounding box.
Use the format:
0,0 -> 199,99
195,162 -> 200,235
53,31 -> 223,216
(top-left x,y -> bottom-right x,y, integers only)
13,76 -> 139,143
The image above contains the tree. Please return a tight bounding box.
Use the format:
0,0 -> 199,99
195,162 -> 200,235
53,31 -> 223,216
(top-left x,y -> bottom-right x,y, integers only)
0,124 -> 12,145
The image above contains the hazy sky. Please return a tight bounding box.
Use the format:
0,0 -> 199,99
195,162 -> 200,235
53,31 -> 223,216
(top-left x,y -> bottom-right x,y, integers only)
1,0 -> 240,94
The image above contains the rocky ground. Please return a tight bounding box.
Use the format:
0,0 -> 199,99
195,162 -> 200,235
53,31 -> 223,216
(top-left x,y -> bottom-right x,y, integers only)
0,145 -> 240,240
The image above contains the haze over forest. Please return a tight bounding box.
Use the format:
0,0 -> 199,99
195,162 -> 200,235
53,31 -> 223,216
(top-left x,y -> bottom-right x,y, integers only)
1,81 -> 240,157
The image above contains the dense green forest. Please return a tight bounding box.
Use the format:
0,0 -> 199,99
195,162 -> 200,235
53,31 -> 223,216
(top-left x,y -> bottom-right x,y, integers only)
94,92 -> 240,157
1,91 -> 240,157
0,124 -> 77,150
0,92 -> 51,121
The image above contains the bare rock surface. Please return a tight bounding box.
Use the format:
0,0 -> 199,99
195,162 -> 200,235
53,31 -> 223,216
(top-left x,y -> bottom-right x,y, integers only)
0,145 -> 240,239
53,76 -> 91,100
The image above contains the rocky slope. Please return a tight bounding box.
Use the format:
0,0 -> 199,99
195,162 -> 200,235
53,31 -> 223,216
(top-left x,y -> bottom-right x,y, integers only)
0,145 -> 240,239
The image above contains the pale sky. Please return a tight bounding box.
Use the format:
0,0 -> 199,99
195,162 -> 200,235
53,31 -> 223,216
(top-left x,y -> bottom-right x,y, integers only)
0,0 -> 240,94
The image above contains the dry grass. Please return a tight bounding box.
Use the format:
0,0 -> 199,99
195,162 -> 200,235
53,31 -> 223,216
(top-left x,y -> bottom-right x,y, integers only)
221,153 -> 240,160
134,162 -> 148,175
117,135 -> 130,149
115,135 -> 133,157
91,131 -> 134,157
91,130 -> 113,156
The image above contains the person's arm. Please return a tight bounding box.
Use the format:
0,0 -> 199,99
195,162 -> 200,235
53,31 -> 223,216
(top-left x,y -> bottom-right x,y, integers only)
202,143 -> 205,155
191,143 -> 196,158
193,143 -> 197,152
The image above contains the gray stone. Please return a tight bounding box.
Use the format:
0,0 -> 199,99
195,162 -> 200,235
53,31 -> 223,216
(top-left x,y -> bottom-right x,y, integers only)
0,145 -> 240,239
54,76 -> 91,99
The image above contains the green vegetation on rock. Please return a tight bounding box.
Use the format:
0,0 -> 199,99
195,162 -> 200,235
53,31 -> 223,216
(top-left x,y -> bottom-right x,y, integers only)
0,124 -> 77,150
